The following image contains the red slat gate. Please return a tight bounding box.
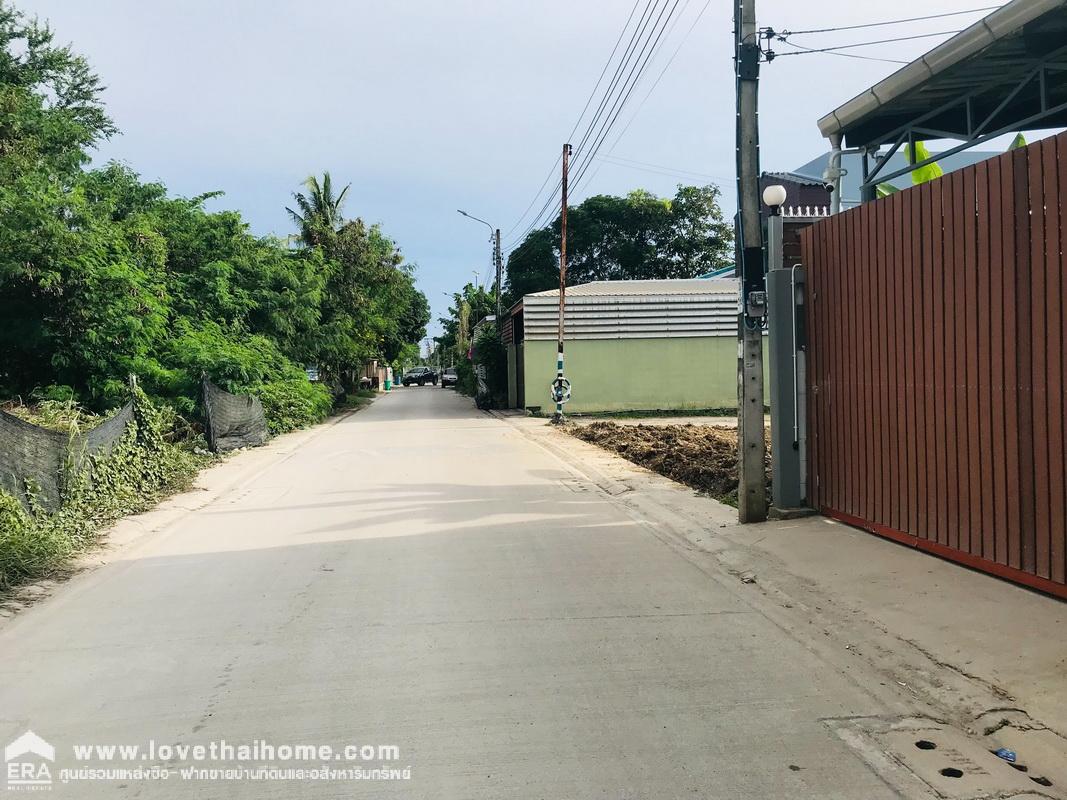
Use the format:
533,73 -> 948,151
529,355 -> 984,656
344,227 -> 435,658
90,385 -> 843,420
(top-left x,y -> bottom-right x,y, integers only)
800,132 -> 1067,600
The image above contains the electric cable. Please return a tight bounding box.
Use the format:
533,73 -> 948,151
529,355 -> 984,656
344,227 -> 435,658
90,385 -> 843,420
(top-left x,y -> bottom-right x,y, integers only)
776,6 -> 998,36
770,29 -> 962,57
505,0 -> 690,252
602,0 -> 713,161
772,36 -> 909,64
553,0 -> 685,213
502,0 -> 655,245
508,0 -> 669,246
501,0 -> 645,241
597,154 -> 729,183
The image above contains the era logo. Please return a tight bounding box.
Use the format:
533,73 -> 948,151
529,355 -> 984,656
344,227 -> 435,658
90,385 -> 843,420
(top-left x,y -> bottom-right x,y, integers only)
4,731 -> 54,790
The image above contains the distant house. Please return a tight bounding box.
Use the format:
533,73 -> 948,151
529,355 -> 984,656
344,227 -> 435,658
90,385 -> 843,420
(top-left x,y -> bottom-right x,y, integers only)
501,279 -> 763,414
791,150 -> 1000,209
759,171 -> 832,217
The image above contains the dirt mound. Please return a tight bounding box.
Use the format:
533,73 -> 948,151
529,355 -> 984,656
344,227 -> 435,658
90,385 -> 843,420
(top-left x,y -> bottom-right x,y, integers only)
567,421 -> 769,506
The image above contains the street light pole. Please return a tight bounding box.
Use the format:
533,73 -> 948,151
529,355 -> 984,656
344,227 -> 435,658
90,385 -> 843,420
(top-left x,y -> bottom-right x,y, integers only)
457,209 -> 502,326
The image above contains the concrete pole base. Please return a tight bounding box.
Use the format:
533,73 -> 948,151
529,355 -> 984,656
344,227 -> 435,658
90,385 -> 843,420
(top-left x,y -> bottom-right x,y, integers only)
768,506 -> 819,521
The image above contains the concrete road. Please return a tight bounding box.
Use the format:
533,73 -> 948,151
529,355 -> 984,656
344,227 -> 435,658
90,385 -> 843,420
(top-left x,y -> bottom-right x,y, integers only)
0,388 -> 903,798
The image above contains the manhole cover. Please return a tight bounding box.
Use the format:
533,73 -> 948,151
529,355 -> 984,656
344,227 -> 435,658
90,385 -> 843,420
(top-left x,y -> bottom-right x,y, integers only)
826,717 -> 1063,800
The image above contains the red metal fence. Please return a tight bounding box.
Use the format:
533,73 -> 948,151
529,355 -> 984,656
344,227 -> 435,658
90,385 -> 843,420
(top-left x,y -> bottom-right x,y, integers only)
800,131 -> 1067,599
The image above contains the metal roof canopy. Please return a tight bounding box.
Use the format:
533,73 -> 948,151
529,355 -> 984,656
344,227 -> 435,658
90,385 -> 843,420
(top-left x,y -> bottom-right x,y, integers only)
818,0 -> 1067,191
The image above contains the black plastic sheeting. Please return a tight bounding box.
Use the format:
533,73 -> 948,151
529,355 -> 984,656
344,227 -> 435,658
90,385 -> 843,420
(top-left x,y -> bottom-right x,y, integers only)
202,378 -> 268,453
0,402 -> 134,513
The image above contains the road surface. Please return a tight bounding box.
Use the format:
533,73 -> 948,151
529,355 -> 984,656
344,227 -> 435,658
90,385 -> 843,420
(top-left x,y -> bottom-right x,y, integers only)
0,388 -> 903,798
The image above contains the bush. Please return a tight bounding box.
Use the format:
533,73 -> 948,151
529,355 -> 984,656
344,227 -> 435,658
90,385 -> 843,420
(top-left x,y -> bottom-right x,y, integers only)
471,326 -> 507,408
247,378 -> 333,435
0,388 -> 208,591
455,359 -> 477,396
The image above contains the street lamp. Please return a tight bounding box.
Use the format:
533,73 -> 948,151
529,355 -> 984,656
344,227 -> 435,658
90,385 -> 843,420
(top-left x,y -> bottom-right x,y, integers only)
457,209 -> 503,326
762,184 -> 788,212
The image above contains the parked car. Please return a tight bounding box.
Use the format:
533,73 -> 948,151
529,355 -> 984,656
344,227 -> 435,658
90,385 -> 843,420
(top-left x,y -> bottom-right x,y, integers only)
402,366 -> 438,386
440,367 -> 458,387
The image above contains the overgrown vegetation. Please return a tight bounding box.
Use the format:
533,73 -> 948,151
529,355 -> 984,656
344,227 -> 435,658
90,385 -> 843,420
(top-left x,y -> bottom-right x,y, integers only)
0,2 -> 429,590
471,325 -> 508,408
0,389 -> 208,591
435,283 -> 495,398
0,2 -> 429,424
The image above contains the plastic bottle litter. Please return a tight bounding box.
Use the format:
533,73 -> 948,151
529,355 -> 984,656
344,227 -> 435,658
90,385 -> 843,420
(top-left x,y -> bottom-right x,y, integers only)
993,747 -> 1017,763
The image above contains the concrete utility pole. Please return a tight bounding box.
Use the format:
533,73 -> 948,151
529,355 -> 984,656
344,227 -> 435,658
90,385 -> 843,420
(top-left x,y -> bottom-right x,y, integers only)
551,143 -> 573,424
734,0 -> 768,522
494,228 -> 503,326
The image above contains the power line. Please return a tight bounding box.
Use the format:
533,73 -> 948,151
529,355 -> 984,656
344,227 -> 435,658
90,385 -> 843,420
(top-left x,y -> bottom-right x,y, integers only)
557,0 -> 686,216
505,0 -> 662,249
597,154 -> 730,183
506,0 -> 676,250
569,0 -> 710,205
774,36 -> 908,64
570,0 -> 684,185
501,155 -> 561,243
502,0 -> 653,246
770,29 -> 961,57
603,0 -> 712,158
566,0 -> 644,145
501,0 -> 645,242
776,6 -> 998,36
524,0 -> 672,238
505,0 -> 687,252
569,0 -> 664,163
595,158 -> 720,183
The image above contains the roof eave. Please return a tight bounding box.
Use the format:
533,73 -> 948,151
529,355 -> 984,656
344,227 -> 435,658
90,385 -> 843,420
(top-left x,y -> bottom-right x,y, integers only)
817,0 -> 1067,141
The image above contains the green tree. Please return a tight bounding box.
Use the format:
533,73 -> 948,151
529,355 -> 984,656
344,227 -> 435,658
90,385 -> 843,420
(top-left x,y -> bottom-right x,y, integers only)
504,228 -> 556,303
437,282 -> 493,358
286,172 -> 350,249
0,1 -> 120,399
505,184 -> 732,298
0,2 -> 429,428
0,2 -> 115,176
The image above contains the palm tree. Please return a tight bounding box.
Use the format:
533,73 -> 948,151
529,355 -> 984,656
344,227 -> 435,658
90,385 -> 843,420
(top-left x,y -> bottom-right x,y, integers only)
286,172 -> 351,247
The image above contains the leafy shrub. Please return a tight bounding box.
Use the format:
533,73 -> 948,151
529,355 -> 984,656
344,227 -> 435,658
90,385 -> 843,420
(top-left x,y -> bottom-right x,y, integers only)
471,326 -> 507,408
32,385 -> 79,404
455,359 -> 477,396
3,396 -> 96,431
248,379 -> 333,435
0,388 -> 207,591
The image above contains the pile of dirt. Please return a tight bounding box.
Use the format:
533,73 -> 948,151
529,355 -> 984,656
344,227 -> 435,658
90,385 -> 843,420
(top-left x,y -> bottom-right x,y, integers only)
567,421 -> 769,506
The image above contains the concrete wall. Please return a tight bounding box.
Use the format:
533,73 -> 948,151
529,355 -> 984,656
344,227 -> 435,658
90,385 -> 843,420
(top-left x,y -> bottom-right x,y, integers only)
519,336 -> 762,413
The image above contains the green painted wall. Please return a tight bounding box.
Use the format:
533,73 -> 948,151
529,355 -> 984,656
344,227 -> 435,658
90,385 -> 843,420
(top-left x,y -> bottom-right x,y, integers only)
519,337 -> 765,413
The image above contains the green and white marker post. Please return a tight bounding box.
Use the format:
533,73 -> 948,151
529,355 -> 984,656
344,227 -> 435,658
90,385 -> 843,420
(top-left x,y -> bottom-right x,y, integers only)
551,143 -> 572,424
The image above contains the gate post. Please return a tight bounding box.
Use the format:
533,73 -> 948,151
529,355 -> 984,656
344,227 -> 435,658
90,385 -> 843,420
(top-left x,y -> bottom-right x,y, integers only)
765,196 -> 806,510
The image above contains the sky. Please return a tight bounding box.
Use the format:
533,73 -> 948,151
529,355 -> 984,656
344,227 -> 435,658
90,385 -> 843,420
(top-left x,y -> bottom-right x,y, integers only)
19,0 -> 1016,338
